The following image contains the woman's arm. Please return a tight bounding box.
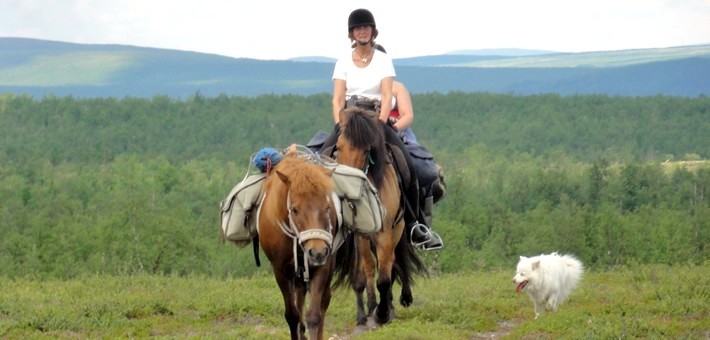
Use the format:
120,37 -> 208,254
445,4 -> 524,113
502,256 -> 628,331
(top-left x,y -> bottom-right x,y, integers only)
378,76 -> 394,122
391,81 -> 414,131
332,79 -> 346,123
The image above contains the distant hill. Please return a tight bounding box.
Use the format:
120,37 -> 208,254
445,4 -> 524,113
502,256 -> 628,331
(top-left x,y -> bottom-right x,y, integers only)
450,45 -> 710,68
1,37 -> 708,98
290,56 -> 336,63
445,48 -> 558,56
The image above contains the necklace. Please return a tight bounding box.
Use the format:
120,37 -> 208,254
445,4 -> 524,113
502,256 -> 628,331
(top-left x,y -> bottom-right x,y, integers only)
354,49 -> 370,64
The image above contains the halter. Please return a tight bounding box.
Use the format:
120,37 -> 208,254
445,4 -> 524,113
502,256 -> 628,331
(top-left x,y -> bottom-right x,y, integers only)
275,191 -> 335,283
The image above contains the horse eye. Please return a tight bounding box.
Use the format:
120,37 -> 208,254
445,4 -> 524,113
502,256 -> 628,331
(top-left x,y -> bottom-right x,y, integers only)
291,208 -> 299,216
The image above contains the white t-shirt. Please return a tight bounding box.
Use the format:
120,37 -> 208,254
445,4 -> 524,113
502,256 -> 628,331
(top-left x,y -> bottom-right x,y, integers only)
332,49 -> 396,101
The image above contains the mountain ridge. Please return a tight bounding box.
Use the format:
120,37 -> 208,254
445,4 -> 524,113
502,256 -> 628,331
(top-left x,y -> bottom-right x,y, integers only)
1,37 -> 708,98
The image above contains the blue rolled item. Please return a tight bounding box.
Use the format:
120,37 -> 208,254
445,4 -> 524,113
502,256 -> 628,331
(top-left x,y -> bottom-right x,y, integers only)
253,147 -> 282,172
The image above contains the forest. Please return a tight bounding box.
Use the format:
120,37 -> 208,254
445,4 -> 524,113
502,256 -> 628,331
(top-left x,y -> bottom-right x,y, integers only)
0,92 -> 707,279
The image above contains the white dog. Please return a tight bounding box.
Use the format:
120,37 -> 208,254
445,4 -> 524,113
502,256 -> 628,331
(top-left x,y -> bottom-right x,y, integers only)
512,252 -> 583,318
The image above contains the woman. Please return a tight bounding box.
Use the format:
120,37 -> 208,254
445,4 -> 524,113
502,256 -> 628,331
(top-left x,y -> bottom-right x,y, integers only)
331,8 -> 393,125
322,8 -> 441,250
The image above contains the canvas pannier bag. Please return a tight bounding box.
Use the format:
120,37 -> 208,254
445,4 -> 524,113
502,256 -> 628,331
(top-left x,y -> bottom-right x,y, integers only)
220,173 -> 266,246
329,164 -> 386,234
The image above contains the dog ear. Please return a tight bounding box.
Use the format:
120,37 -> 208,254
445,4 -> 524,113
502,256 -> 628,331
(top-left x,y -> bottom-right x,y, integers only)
531,260 -> 540,270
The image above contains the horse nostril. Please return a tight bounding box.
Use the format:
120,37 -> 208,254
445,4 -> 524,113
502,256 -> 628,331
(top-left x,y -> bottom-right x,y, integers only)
309,248 -> 320,256
308,247 -> 330,262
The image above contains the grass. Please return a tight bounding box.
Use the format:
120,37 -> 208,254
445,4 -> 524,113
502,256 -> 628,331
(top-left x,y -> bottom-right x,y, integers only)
0,263 -> 707,339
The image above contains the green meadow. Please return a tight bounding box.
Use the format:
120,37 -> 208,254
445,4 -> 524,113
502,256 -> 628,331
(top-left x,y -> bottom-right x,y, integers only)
1,263 -> 707,339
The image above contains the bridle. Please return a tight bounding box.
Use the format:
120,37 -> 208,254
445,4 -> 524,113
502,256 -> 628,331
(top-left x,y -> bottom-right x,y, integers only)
260,190 -> 337,283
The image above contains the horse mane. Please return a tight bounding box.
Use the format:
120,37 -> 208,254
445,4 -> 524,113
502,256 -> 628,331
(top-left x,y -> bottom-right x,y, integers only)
266,156 -> 335,199
341,108 -> 387,189
283,157 -> 334,196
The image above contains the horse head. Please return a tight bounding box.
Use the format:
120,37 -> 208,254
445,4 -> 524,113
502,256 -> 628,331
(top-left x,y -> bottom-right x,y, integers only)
336,107 -> 387,189
275,159 -> 336,266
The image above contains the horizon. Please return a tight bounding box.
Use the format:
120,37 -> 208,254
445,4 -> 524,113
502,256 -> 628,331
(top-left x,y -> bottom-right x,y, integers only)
4,36 -> 709,61
2,1 -> 709,60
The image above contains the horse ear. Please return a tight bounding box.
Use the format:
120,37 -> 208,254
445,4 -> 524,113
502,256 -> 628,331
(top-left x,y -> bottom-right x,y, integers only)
275,170 -> 290,186
324,168 -> 335,177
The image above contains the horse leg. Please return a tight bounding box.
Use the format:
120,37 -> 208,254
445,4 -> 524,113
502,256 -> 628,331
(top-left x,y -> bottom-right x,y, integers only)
391,219 -> 413,307
400,279 -> 413,307
360,237 -> 378,317
351,271 -> 367,325
273,267 -> 302,340
351,236 -> 370,325
306,265 -> 333,340
373,236 -> 396,324
396,222 -> 414,308
318,284 -> 333,340
294,280 -> 307,339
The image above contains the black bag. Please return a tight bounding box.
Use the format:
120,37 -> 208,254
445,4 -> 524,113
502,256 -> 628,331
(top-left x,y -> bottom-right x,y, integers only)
405,142 -> 439,188
306,130 -> 330,152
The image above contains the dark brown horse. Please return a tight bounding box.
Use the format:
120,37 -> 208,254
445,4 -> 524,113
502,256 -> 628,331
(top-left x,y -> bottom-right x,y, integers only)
334,107 -> 427,325
257,154 -> 341,340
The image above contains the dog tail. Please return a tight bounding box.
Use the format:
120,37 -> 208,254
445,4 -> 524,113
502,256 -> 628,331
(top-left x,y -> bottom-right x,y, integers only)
563,254 -> 584,291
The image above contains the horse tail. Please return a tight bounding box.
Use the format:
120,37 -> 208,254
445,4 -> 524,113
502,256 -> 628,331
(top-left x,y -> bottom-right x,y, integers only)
393,231 -> 428,306
333,231 -> 357,289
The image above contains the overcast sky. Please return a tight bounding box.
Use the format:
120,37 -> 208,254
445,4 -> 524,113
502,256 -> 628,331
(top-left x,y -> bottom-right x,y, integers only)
2,0 -> 709,60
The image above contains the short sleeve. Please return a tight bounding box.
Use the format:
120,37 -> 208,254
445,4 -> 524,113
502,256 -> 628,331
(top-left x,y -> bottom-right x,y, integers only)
332,57 -> 348,81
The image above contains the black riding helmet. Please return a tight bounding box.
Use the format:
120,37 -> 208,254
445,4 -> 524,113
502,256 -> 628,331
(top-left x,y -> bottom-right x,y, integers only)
348,9 -> 378,41
348,8 -> 376,30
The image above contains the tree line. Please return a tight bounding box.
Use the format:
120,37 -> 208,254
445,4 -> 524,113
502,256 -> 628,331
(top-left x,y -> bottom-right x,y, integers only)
1,92 -> 707,165
0,92 -> 707,278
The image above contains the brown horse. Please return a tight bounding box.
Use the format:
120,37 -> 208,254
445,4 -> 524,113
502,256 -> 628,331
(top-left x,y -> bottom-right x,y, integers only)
334,107 -> 427,325
257,154 -> 341,340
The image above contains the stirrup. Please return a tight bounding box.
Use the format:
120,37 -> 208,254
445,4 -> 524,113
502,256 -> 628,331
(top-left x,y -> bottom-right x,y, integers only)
420,231 -> 443,251
409,222 -> 432,247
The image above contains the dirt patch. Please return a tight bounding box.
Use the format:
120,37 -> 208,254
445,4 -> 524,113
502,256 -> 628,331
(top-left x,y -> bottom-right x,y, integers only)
328,316 -> 383,340
470,320 -> 518,339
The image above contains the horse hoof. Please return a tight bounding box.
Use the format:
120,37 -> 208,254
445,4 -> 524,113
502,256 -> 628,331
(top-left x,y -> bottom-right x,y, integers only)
356,312 -> 367,325
400,293 -> 413,307
373,306 -> 393,325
